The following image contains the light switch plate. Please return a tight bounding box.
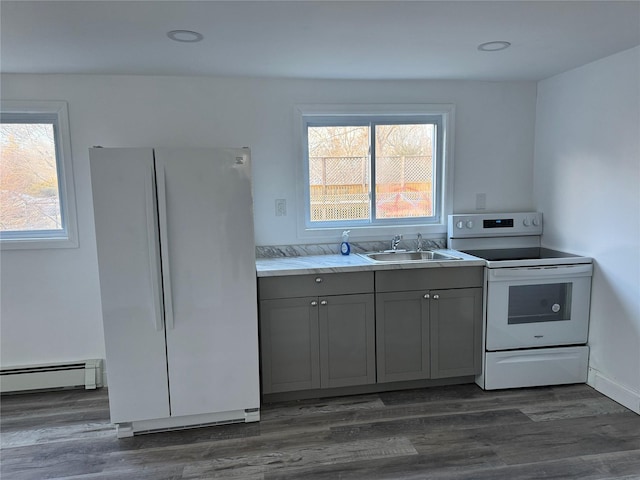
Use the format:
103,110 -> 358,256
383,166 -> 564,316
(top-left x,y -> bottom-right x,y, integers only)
275,199 -> 287,216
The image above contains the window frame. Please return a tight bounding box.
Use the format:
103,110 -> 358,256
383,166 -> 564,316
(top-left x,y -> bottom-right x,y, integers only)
295,104 -> 454,241
1,100 -> 79,249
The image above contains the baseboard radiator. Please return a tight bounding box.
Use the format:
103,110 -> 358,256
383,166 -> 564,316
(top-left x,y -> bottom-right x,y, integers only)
0,359 -> 103,393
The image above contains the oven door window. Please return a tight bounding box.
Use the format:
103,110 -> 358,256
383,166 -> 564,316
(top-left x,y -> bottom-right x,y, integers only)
507,283 -> 572,324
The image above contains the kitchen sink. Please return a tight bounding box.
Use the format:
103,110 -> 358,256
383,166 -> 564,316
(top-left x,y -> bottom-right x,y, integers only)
360,250 -> 462,262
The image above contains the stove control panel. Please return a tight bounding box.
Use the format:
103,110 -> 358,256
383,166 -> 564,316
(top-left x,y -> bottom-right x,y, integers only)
448,212 -> 543,238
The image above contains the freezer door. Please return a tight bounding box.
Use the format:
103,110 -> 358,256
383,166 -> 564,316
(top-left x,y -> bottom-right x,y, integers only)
154,148 -> 260,417
89,148 -> 170,423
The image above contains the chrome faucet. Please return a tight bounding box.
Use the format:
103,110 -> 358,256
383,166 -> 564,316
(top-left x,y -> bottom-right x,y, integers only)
416,233 -> 423,252
391,234 -> 402,251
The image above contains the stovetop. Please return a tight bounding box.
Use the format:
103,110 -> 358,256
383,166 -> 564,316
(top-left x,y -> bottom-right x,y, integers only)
459,247 -> 592,268
458,247 -> 582,262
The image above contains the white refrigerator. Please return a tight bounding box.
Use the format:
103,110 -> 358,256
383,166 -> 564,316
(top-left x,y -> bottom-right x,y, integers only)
90,147 -> 260,437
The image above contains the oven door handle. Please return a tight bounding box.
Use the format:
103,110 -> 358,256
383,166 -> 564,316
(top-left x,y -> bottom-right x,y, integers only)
489,264 -> 593,280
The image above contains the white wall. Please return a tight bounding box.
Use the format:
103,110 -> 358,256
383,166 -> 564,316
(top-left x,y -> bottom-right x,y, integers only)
0,74 -> 537,367
534,46 -> 640,413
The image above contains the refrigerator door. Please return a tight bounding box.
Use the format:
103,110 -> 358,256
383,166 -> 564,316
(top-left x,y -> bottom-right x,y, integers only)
89,148 -> 170,423
154,148 -> 260,417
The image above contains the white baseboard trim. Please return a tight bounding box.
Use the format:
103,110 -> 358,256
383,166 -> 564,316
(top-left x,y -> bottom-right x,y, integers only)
116,408 -> 260,438
588,367 -> 640,415
0,359 -> 103,393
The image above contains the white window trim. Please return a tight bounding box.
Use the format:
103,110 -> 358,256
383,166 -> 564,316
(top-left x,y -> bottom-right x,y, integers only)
294,103 -> 455,242
1,100 -> 79,249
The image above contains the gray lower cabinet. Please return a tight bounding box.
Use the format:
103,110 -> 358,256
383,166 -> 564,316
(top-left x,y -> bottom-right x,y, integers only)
259,273 -> 375,394
318,293 -> 375,388
376,267 -> 484,384
430,287 -> 483,378
259,267 -> 483,395
259,296 -> 321,393
376,291 -> 430,383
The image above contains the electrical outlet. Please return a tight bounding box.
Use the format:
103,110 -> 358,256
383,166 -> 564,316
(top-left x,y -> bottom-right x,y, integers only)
275,199 -> 287,216
476,193 -> 486,210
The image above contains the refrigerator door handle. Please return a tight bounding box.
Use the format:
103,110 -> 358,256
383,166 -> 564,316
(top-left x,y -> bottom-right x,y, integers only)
156,163 -> 175,330
145,170 -> 165,332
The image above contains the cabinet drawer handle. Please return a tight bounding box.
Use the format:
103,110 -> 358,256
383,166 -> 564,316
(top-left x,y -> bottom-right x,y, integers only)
432,294 -> 440,299
315,277 -> 323,283
311,301 -> 318,306
423,293 -> 430,299
320,300 -> 328,306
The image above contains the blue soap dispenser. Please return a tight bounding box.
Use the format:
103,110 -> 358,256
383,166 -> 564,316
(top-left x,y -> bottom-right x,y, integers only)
340,230 -> 351,256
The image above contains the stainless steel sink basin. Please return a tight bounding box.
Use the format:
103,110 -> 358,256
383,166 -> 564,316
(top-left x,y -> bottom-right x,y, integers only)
360,250 -> 462,262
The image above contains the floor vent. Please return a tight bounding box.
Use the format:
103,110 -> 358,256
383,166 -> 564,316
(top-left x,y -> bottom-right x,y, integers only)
0,359 -> 102,393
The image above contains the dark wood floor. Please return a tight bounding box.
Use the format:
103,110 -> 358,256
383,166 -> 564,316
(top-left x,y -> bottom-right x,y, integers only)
1,383 -> 639,479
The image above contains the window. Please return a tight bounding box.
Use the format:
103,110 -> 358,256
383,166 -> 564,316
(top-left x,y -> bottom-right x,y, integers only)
1,101 -> 78,249
298,104 -> 453,238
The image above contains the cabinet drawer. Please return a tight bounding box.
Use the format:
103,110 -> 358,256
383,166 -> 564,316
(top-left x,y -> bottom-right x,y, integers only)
375,267 -> 483,292
259,271 -> 374,299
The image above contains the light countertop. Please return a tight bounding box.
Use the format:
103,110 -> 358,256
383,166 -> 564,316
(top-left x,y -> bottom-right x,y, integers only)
256,249 -> 485,277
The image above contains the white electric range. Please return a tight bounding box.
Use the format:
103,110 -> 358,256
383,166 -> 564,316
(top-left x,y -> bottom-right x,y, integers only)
448,212 -> 593,390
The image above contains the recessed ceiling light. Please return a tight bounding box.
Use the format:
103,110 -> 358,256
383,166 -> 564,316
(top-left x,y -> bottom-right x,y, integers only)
477,41 -> 511,52
167,30 -> 204,43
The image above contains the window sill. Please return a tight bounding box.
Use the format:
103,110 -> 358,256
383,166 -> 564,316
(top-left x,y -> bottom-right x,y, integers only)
0,235 -> 79,250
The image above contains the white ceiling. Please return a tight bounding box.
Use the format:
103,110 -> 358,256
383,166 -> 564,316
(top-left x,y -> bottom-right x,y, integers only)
2,0 -> 639,81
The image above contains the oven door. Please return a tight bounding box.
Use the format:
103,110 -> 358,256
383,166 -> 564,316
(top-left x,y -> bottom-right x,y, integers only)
486,264 -> 592,351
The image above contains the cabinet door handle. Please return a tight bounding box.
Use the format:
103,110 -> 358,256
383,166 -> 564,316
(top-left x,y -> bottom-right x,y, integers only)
315,277 -> 323,283
432,294 -> 440,299
311,301 -> 318,306
320,300 -> 328,306
423,293 -> 430,299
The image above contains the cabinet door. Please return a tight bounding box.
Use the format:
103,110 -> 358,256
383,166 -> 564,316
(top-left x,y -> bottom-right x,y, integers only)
430,288 -> 483,378
154,148 -> 259,416
89,148 -> 170,423
260,297 -> 321,394
318,294 -> 375,388
376,291 -> 430,383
